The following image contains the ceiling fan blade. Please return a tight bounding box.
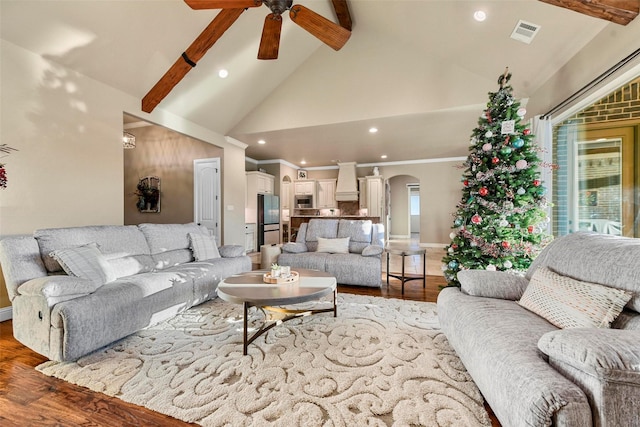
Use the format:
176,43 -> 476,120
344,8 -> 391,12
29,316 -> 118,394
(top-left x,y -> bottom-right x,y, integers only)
289,4 -> 351,51
184,0 -> 262,10
142,8 -> 245,113
331,0 -> 352,30
258,13 -> 282,60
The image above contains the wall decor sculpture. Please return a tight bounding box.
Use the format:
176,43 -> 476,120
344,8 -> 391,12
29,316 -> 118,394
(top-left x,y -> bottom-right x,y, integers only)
135,176 -> 160,213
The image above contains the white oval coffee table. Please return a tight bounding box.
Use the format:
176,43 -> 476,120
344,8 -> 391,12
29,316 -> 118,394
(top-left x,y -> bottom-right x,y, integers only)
217,268 -> 337,355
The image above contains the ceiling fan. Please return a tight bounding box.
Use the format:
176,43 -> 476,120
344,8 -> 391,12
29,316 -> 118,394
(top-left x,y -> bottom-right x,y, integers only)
142,0 -> 352,113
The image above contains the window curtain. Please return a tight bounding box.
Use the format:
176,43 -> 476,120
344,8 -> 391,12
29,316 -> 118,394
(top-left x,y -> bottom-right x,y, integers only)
530,115 -> 553,233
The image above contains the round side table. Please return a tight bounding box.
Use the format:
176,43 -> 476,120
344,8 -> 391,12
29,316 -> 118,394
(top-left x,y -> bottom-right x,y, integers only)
385,246 -> 426,294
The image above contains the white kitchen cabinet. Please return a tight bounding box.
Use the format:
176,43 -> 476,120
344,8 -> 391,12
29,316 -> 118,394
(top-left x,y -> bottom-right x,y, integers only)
247,171 -> 274,195
358,177 -> 367,209
316,179 -> 337,208
281,181 -> 291,209
366,176 -> 384,218
294,180 -> 316,196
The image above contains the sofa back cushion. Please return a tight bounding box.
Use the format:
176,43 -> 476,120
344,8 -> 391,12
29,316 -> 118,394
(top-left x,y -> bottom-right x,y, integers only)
34,225 -> 154,278
305,219 -> 339,252
526,232 -> 640,313
338,219 -> 372,254
138,222 -> 210,269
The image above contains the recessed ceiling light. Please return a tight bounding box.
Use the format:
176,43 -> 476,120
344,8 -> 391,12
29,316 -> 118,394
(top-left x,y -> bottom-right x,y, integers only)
218,69 -> 229,78
473,10 -> 486,22
257,139 -> 266,145
369,127 -> 378,133
300,160 -> 307,165
381,155 -> 387,159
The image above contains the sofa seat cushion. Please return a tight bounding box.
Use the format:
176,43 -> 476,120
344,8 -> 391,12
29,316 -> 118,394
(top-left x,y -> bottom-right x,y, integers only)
50,272 -> 197,361
277,252 -> 329,272
325,253 -> 381,287
163,256 -> 251,304
437,287 -> 592,427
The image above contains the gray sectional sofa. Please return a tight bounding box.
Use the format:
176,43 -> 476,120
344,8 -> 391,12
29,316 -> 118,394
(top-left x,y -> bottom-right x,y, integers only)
278,219 -> 385,287
438,232 -> 640,427
0,223 -> 251,361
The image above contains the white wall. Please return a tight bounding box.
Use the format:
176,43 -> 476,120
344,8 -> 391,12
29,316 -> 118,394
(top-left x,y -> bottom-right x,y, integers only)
367,159 -> 463,245
0,39 -> 247,246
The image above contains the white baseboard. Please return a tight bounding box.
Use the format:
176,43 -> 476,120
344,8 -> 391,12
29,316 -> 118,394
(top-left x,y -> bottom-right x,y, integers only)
0,306 -> 12,322
422,243 -> 447,248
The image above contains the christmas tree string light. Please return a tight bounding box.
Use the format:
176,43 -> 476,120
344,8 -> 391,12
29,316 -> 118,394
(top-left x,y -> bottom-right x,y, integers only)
442,68 -> 553,285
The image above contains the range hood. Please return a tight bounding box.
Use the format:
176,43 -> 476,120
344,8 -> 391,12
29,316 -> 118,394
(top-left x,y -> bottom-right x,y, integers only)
335,162 -> 359,201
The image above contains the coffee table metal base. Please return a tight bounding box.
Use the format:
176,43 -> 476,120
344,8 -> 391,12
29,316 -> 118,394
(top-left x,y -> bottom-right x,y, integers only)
242,288 -> 337,355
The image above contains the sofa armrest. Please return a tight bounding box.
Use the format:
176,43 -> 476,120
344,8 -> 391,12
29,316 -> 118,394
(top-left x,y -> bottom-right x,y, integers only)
539,329 -> 640,378
457,270 -> 529,300
19,275 -> 100,298
218,245 -> 245,258
282,242 -> 308,254
362,245 -> 383,256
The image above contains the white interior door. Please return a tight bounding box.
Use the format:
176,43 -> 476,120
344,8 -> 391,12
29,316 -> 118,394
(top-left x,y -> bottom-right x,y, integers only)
194,158 -> 221,242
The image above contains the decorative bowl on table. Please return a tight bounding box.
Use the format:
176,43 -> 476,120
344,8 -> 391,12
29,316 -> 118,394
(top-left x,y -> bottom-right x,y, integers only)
263,270 -> 299,284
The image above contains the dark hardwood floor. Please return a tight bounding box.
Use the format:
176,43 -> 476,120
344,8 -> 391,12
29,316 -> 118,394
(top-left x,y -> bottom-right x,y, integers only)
0,274 -> 500,426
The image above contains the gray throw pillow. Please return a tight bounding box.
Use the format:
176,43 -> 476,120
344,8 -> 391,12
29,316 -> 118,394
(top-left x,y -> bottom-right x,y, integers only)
188,233 -> 221,261
49,243 -> 116,285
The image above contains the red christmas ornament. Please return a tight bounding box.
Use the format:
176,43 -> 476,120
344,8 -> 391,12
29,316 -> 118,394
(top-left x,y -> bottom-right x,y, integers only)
528,225 -> 534,233
533,179 -> 541,187
471,214 -> 482,224
452,244 -> 458,249
504,135 -> 510,146
492,157 -> 500,164
501,241 -> 510,249
463,180 -> 469,186
478,187 -> 488,196
523,128 -> 531,135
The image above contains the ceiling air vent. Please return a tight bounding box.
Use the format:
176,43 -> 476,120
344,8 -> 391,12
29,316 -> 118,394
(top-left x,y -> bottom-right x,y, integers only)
510,20 -> 541,44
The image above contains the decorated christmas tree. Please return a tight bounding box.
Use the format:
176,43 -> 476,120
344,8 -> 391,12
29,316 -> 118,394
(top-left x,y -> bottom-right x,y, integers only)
442,69 -> 552,286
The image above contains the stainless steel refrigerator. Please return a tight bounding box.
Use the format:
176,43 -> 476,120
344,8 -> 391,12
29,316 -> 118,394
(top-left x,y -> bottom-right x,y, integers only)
258,194 -> 280,247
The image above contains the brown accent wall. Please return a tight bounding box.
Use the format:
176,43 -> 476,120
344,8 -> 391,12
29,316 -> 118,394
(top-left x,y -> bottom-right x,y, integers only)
124,125 -> 223,225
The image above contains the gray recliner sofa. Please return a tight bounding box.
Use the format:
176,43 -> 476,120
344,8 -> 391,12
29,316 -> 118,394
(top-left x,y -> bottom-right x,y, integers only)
438,232 -> 640,427
0,222 -> 251,362
278,219 -> 384,287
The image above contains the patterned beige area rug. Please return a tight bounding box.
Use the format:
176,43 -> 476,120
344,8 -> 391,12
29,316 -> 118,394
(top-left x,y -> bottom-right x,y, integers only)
37,294 -> 490,426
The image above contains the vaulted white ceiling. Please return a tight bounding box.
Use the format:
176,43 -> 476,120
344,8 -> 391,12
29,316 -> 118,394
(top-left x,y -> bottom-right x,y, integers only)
1,0 -> 626,167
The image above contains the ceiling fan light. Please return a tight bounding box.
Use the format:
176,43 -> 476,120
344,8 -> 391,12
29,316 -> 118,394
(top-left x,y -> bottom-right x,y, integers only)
123,131 -> 136,149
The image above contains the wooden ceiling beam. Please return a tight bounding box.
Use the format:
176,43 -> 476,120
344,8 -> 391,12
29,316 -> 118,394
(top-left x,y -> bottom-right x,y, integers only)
539,0 -> 639,26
